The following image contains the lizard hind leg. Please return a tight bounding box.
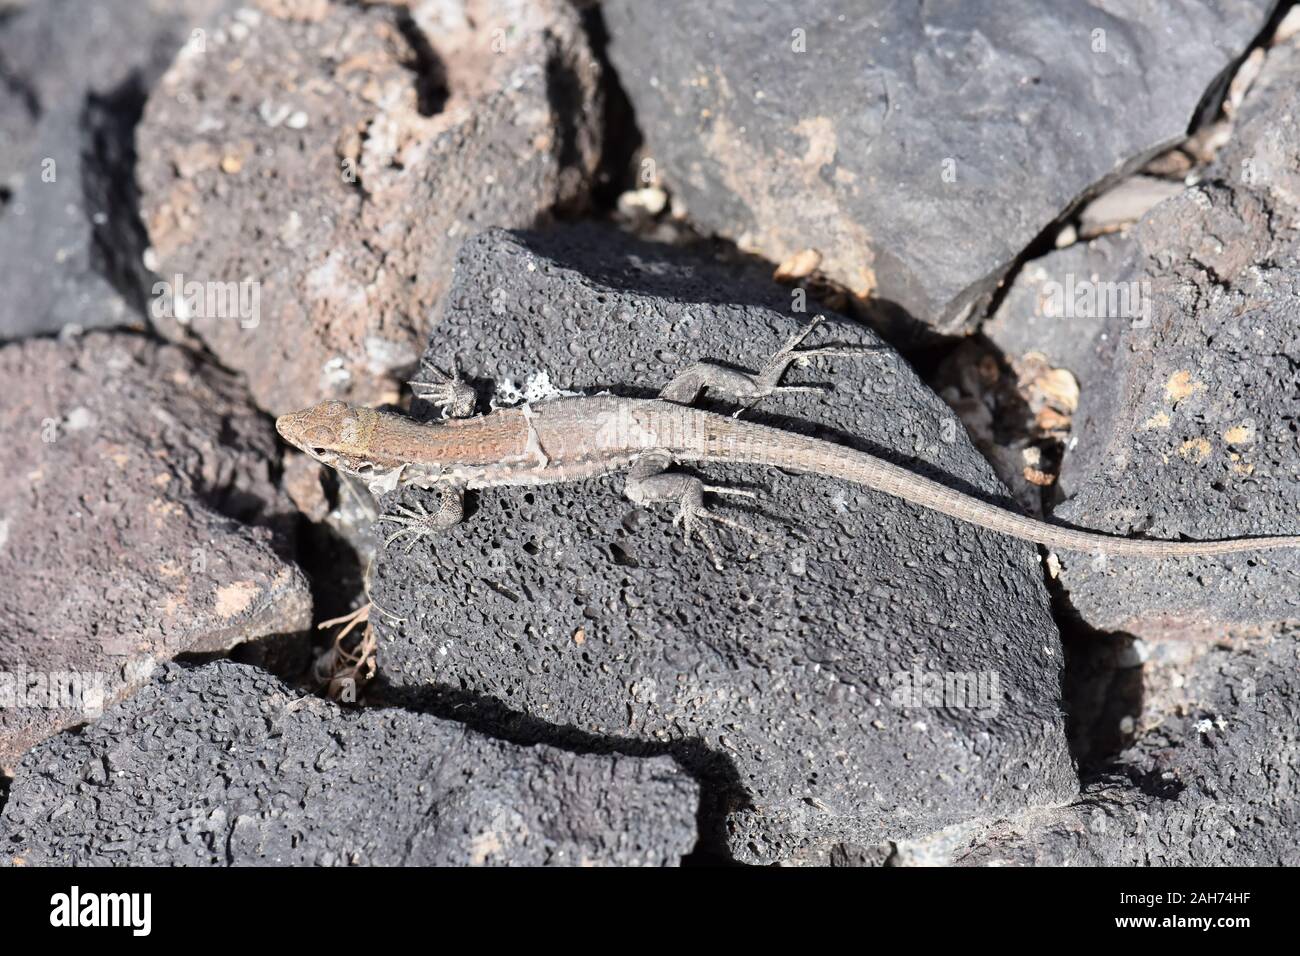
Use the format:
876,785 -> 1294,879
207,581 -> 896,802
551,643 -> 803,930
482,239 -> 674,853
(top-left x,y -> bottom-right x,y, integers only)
378,483 -> 466,553
625,455 -> 769,570
658,314 -> 882,408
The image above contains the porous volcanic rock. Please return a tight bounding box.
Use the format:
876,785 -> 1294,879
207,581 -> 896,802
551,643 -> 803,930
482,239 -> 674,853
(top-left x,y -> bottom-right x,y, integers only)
370,224 -> 1077,864
136,0 -> 604,413
0,332 -> 310,771
952,633 -> 1300,865
984,38 -> 1300,640
0,661 -> 700,866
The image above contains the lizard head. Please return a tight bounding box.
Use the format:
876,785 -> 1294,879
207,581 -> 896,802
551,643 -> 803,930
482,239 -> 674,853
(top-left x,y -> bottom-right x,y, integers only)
276,401 -> 377,476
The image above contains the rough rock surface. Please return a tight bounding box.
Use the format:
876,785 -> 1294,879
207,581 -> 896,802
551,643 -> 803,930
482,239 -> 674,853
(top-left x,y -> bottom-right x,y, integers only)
0,0 -> 233,339
985,39 -> 1300,640
137,0 -> 604,414
0,661 -> 700,866
0,333 -> 310,771
983,232 -> 1140,395
602,0 -> 1273,336
370,225 -> 1076,865
952,633 -> 1300,865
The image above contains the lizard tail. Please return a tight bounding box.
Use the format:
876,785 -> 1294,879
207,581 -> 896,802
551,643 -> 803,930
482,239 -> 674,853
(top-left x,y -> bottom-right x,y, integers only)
714,426 -> 1300,558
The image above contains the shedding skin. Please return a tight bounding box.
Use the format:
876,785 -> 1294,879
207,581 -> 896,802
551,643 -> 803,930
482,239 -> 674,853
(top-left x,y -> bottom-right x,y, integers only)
276,318 -> 1300,565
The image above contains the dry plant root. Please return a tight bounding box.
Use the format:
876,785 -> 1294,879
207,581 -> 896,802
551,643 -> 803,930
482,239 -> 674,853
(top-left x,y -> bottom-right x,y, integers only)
311,552 -> 406,701
313,602 -> 377,702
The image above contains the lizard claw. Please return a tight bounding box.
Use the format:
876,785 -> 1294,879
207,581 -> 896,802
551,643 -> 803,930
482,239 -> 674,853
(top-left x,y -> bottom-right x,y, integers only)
675,505 -> 725,571
658,315 -> 884,408
674,490 -> 772,570
701,484 -> 760,500
377,488 -> 466,552
409,357 -> 477,419
625,463 -> 771,570
378,502 -> 437,553
748,316 -> 885,399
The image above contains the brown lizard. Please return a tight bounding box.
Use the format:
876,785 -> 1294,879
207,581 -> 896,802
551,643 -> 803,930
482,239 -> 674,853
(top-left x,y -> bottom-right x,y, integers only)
276,318 -> 1300,567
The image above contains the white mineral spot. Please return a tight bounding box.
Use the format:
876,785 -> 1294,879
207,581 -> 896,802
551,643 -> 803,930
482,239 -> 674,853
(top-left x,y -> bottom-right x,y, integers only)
321,357 -> 352,387
64,407 -> 96,431
493,371 -> 579,407
279,210 -> 302,247
258,100 -> 290,127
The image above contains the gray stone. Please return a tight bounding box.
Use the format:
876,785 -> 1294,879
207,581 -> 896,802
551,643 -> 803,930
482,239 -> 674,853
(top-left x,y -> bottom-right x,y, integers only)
0,332 -> 310,771
370,224 -> 1076,865
983,232 -> 1139,395
0,661 -> 700,866
952,633 -> 1300,865
601,0 -> 1273,336
0,0 -> 233,340
981,232 -> 1145,523
986,38 -> 1300,640
136,0 -> 604,414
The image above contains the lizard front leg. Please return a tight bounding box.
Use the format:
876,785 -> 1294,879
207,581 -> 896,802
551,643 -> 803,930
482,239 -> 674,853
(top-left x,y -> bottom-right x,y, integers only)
408,356 -> 477,418
658,314 -> 881,408
624,453 -> 766,569
377,481 -> 466,553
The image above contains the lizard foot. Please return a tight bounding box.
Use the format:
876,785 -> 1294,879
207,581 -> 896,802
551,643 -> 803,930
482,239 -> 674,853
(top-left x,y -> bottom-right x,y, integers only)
409,357 -> 477,419
675,494 -> 771,570
626,462 -> 769,569
377,486 -> 465,552
659,314 -> 883,407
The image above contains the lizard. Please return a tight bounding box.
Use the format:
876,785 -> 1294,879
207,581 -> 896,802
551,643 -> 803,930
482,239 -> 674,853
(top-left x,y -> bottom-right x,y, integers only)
276,317 -> 1300,567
